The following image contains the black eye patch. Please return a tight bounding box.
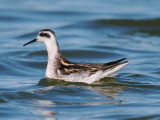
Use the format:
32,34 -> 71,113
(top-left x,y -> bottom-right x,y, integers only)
39,32 -> 50,38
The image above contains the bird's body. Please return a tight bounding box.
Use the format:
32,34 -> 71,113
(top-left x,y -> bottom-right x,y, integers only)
23,29 -> 130,84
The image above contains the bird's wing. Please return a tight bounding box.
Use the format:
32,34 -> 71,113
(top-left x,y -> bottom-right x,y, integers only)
58,56 -> 100,75
100,58 -> 127,69
58,56 -> 128,75
104,58 -> 126,66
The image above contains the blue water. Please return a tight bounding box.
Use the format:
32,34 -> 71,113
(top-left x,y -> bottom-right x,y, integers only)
0,0 -> 160,119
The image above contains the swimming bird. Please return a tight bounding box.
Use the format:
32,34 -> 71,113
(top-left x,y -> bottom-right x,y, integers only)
23,29 -> 130,84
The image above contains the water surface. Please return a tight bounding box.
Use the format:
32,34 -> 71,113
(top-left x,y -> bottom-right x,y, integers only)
0,0 -> 160,120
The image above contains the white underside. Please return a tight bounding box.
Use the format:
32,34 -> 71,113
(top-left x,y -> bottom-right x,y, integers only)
46,61 -> 130,84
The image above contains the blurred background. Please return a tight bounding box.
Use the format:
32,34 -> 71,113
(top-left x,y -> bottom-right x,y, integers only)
0,0 -> 160,120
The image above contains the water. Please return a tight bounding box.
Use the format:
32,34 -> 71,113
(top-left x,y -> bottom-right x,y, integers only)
0,0 -> 160,119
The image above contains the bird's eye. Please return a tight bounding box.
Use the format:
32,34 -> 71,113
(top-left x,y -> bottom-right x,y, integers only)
39,32 -> 50,38
39,33 -> 43,36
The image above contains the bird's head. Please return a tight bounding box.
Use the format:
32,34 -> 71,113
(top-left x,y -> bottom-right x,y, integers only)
23,29 -> 57,47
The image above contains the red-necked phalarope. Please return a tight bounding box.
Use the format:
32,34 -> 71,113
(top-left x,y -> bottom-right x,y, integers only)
23,29 -> 130,84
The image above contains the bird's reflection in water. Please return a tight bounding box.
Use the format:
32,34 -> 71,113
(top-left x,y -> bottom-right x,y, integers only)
89,77 -> 125,101
31,77 -> 125,118
38,77 -> 124,101
32,100 -> 56,120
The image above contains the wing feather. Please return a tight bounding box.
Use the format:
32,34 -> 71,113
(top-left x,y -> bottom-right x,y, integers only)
58,56 -> 128,75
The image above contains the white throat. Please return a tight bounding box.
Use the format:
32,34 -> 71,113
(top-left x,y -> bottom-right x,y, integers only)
44,36 -> 60,78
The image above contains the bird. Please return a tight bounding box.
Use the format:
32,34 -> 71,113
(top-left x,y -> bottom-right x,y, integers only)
23,29 -> 130,84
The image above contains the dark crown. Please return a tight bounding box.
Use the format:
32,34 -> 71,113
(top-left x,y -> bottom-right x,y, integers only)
40,29 -> 55,35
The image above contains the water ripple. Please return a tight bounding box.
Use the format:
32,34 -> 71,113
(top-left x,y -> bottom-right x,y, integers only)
1,0 -> 160,119
91,18 -> 160,27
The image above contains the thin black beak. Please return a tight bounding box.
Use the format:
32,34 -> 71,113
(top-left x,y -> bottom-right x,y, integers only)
23,38 -> 37,46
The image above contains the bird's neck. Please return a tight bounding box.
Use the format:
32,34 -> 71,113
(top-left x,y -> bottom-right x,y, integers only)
45,40 -> 60,78
47,45 -> 59,60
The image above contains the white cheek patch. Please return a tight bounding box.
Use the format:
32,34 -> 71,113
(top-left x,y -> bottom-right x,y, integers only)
37,36 -> 47,42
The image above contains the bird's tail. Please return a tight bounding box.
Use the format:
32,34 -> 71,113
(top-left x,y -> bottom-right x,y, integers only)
102,61 -> 131,78
104,58 -> 126,66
